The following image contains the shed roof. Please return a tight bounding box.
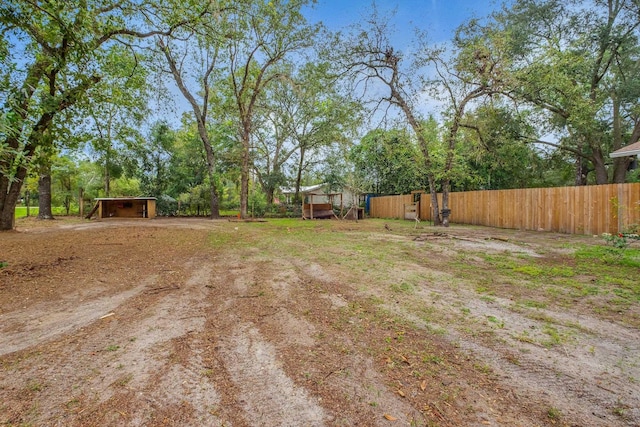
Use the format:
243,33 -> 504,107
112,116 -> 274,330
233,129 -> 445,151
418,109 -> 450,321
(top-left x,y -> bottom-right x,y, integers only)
95,197 -> 157,201
610,141 -> 640,158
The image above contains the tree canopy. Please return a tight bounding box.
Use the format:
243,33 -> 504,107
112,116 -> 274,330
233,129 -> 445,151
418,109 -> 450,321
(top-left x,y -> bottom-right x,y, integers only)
2,0 -> 639,230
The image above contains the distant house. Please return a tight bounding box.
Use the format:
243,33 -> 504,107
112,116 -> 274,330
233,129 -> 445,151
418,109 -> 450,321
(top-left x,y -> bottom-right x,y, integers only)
610,141 -> 640,172
610,141 -> 640,159
280,184 -> 363,219
280,183 -> 360,206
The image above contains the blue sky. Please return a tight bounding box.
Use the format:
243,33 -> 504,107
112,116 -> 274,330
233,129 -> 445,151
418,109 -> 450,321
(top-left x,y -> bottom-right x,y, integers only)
304,0 -> 506,45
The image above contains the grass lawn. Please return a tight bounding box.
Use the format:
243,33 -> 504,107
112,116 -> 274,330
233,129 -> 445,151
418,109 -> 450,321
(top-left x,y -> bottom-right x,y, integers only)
14,206 -> 38,219
14,206 -> 78,218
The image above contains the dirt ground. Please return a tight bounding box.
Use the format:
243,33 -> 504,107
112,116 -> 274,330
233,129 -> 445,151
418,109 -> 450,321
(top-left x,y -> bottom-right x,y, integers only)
1,217 -> 639,426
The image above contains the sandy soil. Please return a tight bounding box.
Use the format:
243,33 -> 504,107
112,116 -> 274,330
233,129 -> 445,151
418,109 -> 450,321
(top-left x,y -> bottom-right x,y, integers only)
1,217 -> 639,426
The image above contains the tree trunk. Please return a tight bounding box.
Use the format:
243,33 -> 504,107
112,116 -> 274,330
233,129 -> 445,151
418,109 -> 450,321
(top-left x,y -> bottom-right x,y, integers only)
104,149 -> 111,197
592,149 -> 609,185
265,188 -> 275,206
206,163 -> 220,219
79,188 -> 84,218
159,39 -> 219,219
38,166 -> 54,220
294,146 -> 306,205
441,179 -> 451,227
0,165 -> 29,230
610,92 -> 629,183
612,157 -> 631,183
574,156 -> 588,186
240,123 -> 251,219
427,175 -> 441,226
0,203 -> 16,230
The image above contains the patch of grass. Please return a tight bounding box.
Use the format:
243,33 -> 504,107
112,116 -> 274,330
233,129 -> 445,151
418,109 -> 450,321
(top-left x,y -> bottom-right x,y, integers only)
208,231 -> 239,249
105,344 -> 120,352
479,295 -> 496,303
114,373 -> 133,387
575,245 -> 640,268
422,354 -> 443,364
520,299 -> 547,309
514,330 -> 535,344
547,406 -> 562,420
27,380 -> 43,392
390,282 -> 414,294
548,266 -> 575,277
486,315 -> 505,328
541,324 -> 571,347
473,363 -> 493,375
513,265 -> 544,277
15,206 -> 79,218
15,206 -> 38,219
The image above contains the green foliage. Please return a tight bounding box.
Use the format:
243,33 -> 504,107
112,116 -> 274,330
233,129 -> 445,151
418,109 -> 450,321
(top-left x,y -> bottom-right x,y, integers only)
350,128 -> 426,195
480,0 -> 640,184
177,184 -> 212,216
0,0 -> 200,229
455,105 -> 572,190
602,230 -> 640,250
135,121 -> 176,198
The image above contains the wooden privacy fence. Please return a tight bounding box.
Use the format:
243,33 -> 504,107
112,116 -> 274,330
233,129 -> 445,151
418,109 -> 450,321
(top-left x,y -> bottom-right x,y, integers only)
369,183 -> 640,235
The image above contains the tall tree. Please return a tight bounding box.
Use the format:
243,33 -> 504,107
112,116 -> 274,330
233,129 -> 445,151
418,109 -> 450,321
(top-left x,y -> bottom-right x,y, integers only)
80,45 -> 150,196
330,10 -> 448,223
224,0 -> 319,218
481,0 -> 640,184
455,105 -> 557,190
422,24 -> 507,224
0,0 -> 208,230
287,62 -> 361,204
156,2 -> 229,218
52,155 -> 80,215
253,61 -> 360,205
135,121 -> 175,198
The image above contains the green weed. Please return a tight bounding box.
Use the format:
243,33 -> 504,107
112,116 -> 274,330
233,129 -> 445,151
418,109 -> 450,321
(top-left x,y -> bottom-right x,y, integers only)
486,315 -> 505,328
513,265 -> 544,277
521,300 -> 547,309
390,282 -> 414,294
547,406 -> 562,420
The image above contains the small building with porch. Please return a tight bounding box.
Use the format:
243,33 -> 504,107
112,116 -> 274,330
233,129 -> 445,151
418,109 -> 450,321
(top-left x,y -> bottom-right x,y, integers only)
88,197 -> 157,219
280,183 -> 364,219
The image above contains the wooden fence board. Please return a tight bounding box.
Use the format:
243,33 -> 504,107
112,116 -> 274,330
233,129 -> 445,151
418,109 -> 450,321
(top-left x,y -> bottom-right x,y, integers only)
369,183 -> 640,235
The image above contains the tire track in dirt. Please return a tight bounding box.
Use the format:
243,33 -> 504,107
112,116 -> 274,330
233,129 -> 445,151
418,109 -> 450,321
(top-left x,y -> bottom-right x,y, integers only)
204,256 -> 423,426
0,276 -> 156,357
203,258 -> 328,426
0,257 -> 228,426
218,323 -> 326,426
378,263 -> 640,426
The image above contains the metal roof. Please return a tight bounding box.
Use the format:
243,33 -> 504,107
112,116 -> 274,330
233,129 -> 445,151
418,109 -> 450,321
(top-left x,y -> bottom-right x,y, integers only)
280,184 -> 327,194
